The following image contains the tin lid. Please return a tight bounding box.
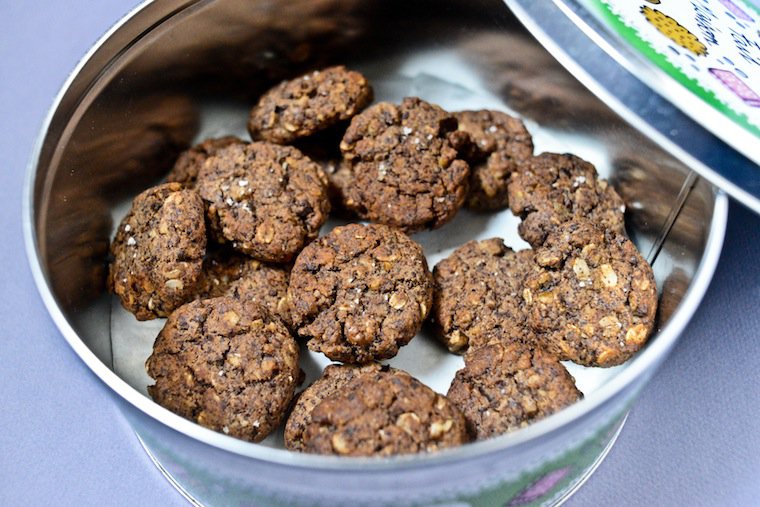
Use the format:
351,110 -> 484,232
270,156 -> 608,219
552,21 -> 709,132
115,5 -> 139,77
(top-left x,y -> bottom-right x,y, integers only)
505,0 -> 760,214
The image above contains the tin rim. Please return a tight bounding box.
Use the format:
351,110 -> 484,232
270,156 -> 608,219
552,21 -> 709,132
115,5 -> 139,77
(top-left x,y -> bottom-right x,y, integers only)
22,0 -> 728,471
505,0 -> 760,214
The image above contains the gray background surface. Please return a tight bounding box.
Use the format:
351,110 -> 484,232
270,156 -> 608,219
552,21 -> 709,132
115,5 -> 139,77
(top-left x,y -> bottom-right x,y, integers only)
1,1 -> 758,505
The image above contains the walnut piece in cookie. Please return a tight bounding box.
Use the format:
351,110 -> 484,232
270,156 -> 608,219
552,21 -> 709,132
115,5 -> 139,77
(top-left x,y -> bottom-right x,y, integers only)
284,363 -> 385,451
302,368 -> 468,456
288,223 -> 433,364
432,239 -> 535,354
339,97 -> 470,232
109,182 -> 206,320
196,142 -> 330,263
191,247 -> 291,325
447,342 -> 582,440
508,153 -> 625,247
524,221 -> 657,367
167,136 -> 245,188
453,110 -> 533,210
248,65 -> 373,144
146,297 -> 300,442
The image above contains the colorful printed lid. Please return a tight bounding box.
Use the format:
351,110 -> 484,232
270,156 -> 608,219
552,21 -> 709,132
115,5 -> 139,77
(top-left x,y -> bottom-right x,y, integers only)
506,0 -> 760,214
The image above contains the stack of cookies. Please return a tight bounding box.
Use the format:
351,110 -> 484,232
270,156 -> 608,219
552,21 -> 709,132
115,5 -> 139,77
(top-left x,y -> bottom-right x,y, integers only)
108,65 -> 657,456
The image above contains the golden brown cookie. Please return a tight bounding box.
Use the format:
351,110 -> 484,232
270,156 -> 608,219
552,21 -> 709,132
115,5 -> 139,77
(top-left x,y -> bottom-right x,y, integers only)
432,239 -> 535,354
508,153 -> 625,247
248,66 -> 373,144
196,142 -> 330,263
339,97 -> 470,232
146,297 -> 300,442
453,110 -> 533,210
524,221 -> 657,367
447,342 -> 581,440
167,136 -> 245,188
284,363 -> 385,451
109,183 -> 206,320
288,223 -> 433,364
301,368 -> 468,456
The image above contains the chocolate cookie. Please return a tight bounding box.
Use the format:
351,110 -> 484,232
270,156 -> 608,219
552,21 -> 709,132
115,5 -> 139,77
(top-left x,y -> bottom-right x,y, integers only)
288,223 -> 433,364
248,65 -> 373,144
146,297 -> 300,442
196,142 -> 330,263
523,221 -> 657,367
192,248 -> 291,324
453,110 -> 533,210
167,136 -> 245,188
508,153 -> 625,247
447,342 -> 582,440
301,368 -> 468,456
284,363 -> 384,451
432,239 -> 535,354
339,97 -> 470,232
109,183 -> 206,320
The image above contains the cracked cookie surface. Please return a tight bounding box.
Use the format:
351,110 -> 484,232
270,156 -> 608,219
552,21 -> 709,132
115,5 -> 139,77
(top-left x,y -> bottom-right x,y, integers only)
288,223 -> 433,363
524,221 -> 657,367
453,110 -> 533,210
110,182 -> 206,320
146,297 -> 300,442
196,142 -> 330,263
339,97 -> 470,232
301,368 -> 468,456
508,153 -> 625,247
447,342 -> 581,440
192,247 -> 291,325
248,65 -> 373,144
432,239 -> 535,354
167,136 -> 245,188
284,363 -> 385,451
